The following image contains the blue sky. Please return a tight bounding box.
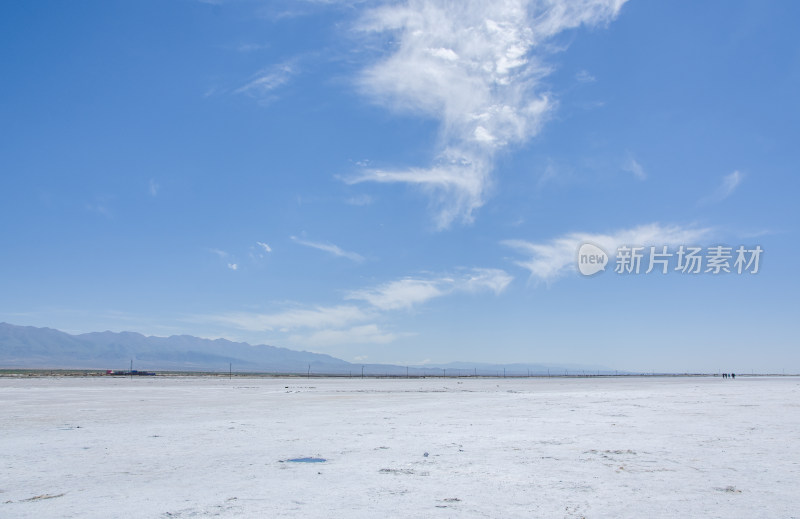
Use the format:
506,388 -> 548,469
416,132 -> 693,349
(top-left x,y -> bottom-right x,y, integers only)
1,0 -> 798,372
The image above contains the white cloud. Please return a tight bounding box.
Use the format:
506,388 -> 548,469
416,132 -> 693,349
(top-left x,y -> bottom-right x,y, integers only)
347,278 -> 445,310
346,160 -> 495,229
235,61 -> 295,101
699,170 -> 744,205
346,268 -> 512,310
347,0 -> 628,228
536,160 -> 562,190
503,223 -> 713,283
719,170 -> 744,199
203,266 -> 511,348
575,69 -> 596,82
291,235 -> 365,262
209,305 -> 370,332
256,241 -> 272,253
623,155 -> 646,180
289,324 -> 398,348
461,267 -> 514,294
149,179 -> 160,196
210,248 -> 240,270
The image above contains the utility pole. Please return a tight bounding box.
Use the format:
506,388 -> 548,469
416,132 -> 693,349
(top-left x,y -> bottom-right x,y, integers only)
229,363 -> 232,380
130,359 -> 133,380
361,365 -> 364,378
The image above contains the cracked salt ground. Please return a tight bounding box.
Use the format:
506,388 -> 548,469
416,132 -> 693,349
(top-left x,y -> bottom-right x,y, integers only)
1,376 -> 798,518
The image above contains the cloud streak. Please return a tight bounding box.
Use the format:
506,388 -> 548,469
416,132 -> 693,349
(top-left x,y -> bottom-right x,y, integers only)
347,0 -> 628,228
347,278 -> 445,310
623,156 -> 646,180
235,61 -> 296,102
289,324 -> 398,348
575,69 -> 596,83
699,170 -> 744,205
291,236 -> 365,262
210,305 -> 370,332
503,223 -> 713,283
203,267 -> 512,348
346,268 -> 513,310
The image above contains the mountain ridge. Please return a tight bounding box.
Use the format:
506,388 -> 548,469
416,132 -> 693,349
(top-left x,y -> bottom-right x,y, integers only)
0,322 -> 349,372
0,322 -> 614,375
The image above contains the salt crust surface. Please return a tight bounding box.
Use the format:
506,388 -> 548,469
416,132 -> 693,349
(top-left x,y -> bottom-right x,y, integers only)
1,376 -> 798,518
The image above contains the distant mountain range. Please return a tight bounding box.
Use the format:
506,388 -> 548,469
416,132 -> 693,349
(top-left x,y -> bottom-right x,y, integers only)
0,322 -> 614,375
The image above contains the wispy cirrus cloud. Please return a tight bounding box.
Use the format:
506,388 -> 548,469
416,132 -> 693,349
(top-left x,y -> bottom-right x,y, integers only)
235,61 -> 296,103
346,268 -> 512,310
699,170 -> 744,205
291,235 -> 365,262
209,305 -> 370,332
347,278 -> 445,310
623,155 -> 646,180
289,324 -> 398,348
345,0 -> 628,228
461,267 -> 515,293
575,69 -> 596,83
503,223 -> 713,283
201,266 -> 512,348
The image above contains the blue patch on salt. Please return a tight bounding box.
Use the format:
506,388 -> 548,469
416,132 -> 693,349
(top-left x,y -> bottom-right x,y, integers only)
287,457 -> 326,463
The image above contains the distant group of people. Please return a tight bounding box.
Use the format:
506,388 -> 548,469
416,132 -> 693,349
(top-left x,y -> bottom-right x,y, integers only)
722,373 -> 736,379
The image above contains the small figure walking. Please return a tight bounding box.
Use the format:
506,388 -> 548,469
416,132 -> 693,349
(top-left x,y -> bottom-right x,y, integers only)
731,373 -> 736,379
